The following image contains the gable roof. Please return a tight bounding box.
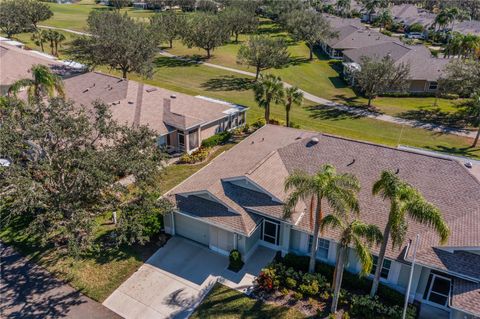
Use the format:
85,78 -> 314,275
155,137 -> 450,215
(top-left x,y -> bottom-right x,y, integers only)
325,26 -> 398,50
64,72 -> 245,135
167,125 -> 480,299
343,41 -> 451,81
391,4 -> 436,27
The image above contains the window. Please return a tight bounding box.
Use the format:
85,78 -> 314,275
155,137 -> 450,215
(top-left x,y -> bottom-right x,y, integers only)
371,256 -> 391,279
424,274 -> 451,307
429,82 -> 438,90
188,130 -> 198,150
308,236 -> 330,260
262,219 -> 280,245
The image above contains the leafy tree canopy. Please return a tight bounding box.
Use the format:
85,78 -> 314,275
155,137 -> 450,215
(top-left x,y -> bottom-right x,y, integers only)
0,0 -> 52,37
150,11 -> 187,48
0,97 -> 167,255
220,5 -> 258,43
440,59 -> 480,97
70,11 -> 159,79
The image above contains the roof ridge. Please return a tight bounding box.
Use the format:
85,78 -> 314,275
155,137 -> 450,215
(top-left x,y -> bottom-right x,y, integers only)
246,150 -> 277,175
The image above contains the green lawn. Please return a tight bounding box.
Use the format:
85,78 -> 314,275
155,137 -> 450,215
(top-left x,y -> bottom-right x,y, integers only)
43,2 -> 154,31
100,57 -> 480,159
190,283 -> 305,319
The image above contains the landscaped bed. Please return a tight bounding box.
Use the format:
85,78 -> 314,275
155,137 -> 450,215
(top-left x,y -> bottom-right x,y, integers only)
252,253 -> 417,319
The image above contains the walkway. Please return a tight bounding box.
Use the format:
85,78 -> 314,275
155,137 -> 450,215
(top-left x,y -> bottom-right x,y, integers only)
38,25 -> 478,139
0,243 -> 121,319
103,236 -> 275,319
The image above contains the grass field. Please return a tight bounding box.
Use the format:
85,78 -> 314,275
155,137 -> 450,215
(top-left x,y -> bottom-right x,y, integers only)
190,283 -> 305,319
100,57 -> 480,159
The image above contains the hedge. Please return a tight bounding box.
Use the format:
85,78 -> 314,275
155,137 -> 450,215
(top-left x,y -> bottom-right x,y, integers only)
201,131 -> 232,148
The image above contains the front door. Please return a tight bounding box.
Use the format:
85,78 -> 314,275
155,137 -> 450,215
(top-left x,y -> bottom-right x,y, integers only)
178,132 -> 185,151
262,219 -> 280,246
425,274 -> 451,307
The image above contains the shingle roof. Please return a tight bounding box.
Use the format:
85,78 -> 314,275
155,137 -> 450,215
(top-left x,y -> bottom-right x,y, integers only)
64,72 -> 243,135
455,20 -> 480,36
0,44 -> 65,87
391,4 -> 436,27
343,42 -> 451,81
168,126 -> 480,302
451,278 -> 480,316
326,26 -> 398,50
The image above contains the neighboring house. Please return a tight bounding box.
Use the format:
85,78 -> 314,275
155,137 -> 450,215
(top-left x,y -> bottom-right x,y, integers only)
164,124 -> 480,319
342,41 -> 451,93
320,24 -> 398,59
64,72 -> 247,154
0,43 -> 80,95
391,4 -> 436,30
454,20 -> 480,36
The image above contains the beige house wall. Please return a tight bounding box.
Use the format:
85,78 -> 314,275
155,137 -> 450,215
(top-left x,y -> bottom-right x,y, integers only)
200,120 -> 223,141
409,80 -> 428,92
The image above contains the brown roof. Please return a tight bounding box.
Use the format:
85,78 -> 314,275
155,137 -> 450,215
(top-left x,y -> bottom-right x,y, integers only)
168,125 -> 480,291
343,42 -> 451,81
326,26 -> 398,50
451,278 -> 480,316
64,72 -> 245,134
0,44 -> 65,87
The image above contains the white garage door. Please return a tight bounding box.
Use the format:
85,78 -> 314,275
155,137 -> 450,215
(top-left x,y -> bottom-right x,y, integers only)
174,213 -> 210,246
209,225 -> 234,255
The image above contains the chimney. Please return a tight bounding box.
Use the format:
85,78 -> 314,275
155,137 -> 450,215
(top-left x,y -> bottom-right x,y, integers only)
163,98 -> 171,113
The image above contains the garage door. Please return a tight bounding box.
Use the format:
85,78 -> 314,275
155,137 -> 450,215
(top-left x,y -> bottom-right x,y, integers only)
174,213 -> 210,246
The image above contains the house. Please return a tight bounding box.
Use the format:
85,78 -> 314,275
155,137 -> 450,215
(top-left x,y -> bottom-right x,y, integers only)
391,4 -> 436,30
164,124 -> 480,319
64,72 -> 247,154
454,20 -> 480,36
320,24 -> 398,59
342,41 -> 451,92
0,43 -> 81,95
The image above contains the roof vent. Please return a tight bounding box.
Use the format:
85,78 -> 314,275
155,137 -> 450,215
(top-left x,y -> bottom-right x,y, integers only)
128,101 -> 134,105
146,88 -> 157,93
170,94 -> 177,99
465,162 -> 473,169
395,168 -> 400,174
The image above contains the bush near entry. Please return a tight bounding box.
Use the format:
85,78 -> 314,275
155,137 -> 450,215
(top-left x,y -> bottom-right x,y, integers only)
201,131 -> 232,148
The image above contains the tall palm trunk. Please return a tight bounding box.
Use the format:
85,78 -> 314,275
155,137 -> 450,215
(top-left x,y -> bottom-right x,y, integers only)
473,125 -> 480,147
370,222 -> 391,296
286,103 -> 291,127
331,246 -> 345,313
308,196 -> 322,273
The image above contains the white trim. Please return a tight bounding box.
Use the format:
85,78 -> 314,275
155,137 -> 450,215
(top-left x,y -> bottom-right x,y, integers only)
262,219 -> 280,246
424,273 -> 452,309
209,245 -> 230,256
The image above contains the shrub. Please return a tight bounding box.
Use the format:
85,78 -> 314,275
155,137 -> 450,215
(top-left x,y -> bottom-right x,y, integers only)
201,131 -> 232,148
179,147 -> 211,164
350,295 -> 416,319
255,267 -> 280,292
280,287 -> 289,295
292,291 -> 303,300
342,312 -> 350,319
228,249 -> 244,272
284,253 -> 310,272
381,30 -> 392,37
299,281 -> 319,296
289,121 -> 301,129
285,277 -> 297,289
408,23 -> 424,33
251,118 -> 266,129
268,118 -> 285,126
242,123 -> 250,133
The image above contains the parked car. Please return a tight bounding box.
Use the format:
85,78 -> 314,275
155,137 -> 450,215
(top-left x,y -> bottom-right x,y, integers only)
406,32 -> 425,39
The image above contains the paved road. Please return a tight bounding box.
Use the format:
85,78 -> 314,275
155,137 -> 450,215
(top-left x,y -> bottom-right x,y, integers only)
0,243 -> 122,319
37,25 -> 478,139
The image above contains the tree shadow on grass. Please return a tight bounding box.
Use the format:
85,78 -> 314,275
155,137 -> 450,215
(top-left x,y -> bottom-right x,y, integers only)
287,56 -> 310,67
153,56 -> 199,68
306,104 -> 365,121
201,76 -> 255,92
399,108 -> 469,129
425,145 -> 479,158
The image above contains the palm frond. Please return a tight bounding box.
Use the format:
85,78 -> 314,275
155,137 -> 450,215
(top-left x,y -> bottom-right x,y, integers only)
406,196 -> 450,244
8,79 -> 34,96
352,220 -> 383,246
319,214 -> 343,232
352,236 -> 374,276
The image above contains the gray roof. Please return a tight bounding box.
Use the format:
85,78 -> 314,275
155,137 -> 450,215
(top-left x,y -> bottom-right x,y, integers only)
167,125 -> 480,315
343,41 -> 451,81
391,4 -> 436,27
325,26 -> 397,50
455,20 -> 480,36
64,72 -> 244,134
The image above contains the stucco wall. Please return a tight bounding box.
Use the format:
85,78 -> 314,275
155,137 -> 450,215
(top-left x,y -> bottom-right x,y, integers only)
409,80 -> 428,92
243,223 -> 262,256
201,120 -> 222,140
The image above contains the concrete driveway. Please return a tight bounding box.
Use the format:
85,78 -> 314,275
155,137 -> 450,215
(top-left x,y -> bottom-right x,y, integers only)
103,237 -> 229,319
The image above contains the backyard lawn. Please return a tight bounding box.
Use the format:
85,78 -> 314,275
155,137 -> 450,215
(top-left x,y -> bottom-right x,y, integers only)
190,283 -> 305,319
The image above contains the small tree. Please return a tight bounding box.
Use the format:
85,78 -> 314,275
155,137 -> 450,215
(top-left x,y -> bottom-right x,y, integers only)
220,6 -> 258,43
196,0 -> 218,13
374,9 -> 393,32
284,164 -> 361,273
361,0 -> 388,23
150,11 -> 186,48
320,212 -> 383,314
466,91 -> 480,147
439,59 -> 480,97
109,0 -> 131,10
31,30 -> 48,52
70,11 -> 159,79
253,74 -> 284,123
181,13 -> 230,58
284,9 -> 336,60
44,30 -> 66,57
0,0 -> 30,38
237,35 -> 290,80
336,0 -> 351,17
355,55 -> 410,107
283,86 -> 303,127
19,0 -> 53,31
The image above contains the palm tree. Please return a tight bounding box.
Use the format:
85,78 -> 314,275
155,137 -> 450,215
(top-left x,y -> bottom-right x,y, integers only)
31,30 -> 48,53
8,64 -> 65,104
320,212 -> 383,314
469,91 -> 480,147
44,30 -> 66,57
284,164 -> 360,273
253,74 -> 284,123
369,171 -> 450,297
434,10 -> 449,32
362,0 -> 387,23
283,86 -> 303,127
336,0 -> 351,17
